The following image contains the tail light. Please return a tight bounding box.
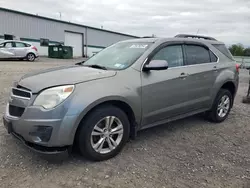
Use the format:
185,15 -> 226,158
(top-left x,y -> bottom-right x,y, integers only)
236,64 -> 240,73
32,46 -> 38,51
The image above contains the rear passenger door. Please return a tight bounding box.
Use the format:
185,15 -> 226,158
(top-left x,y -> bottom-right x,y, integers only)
13,42 -> 28,58
182,43 -> 218,110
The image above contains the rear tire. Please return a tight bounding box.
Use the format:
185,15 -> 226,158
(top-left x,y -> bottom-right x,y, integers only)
206,89 -> 233,123
76,105 -> 130,161
26,53 -> 36,62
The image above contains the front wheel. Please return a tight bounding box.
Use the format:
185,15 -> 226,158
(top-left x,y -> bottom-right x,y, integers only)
76,105 -> 130,161
26,53 -> 36,62
206,89 -> 233,122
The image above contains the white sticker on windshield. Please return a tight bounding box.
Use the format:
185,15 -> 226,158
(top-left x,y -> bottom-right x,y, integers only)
114,63 -> 122,67
129,44 -> 148,49
114,63 -> 126,68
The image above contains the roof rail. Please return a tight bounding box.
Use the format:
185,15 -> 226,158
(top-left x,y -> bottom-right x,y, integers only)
141,36 -> 156,38
175,34 -> 217,41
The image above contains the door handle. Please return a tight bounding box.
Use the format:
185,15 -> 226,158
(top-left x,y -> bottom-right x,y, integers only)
213,65 -> 218,72
179,72 -> 189,78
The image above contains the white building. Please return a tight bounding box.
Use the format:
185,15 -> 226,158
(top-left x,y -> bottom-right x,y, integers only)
0,7 -> 138,57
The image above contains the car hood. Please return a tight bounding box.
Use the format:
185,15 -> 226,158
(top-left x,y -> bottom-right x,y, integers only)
18,65 -> 116,93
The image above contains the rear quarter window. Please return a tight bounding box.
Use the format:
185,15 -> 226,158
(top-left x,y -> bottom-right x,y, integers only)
210,51 -> 218,62
212,44 -> 233,60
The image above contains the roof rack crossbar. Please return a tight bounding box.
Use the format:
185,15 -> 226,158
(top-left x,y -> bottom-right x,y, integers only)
175,34 -> 217,41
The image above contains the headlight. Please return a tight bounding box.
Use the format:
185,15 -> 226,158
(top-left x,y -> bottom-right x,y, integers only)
33,85 -> 74,109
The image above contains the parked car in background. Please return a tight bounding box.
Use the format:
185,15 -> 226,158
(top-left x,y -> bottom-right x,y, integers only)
3,34 -> 239,161
0,40 -> 38,61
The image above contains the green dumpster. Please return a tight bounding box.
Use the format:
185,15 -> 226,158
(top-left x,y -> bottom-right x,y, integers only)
48,45 -> 73,59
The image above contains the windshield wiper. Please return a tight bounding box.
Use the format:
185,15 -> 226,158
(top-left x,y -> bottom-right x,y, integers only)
83,64 -> 107,70
75,60 -> 86,65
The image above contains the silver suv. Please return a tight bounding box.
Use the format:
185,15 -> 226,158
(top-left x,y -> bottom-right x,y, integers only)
3,34 -> 239,161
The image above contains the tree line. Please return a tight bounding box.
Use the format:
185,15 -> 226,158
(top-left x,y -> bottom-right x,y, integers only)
228,44 -> 250,56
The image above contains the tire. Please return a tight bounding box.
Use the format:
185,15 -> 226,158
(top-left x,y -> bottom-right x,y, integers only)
76,105 -> 130,161
26,53 -> 36,62
206,89 -> 233,123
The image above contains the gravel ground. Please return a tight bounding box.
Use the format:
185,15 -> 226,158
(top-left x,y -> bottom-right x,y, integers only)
0,58 -> 250,188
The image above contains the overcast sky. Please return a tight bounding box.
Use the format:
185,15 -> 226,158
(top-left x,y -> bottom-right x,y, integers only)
0,0 -> 249,46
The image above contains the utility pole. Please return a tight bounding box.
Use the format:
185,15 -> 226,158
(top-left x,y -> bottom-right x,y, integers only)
59,12 -> 62,20
242,67 -> 250,103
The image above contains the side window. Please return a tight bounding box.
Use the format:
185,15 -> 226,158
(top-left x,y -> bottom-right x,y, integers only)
4,34 -> 13,40
40,38 -> 49,46
5,42 -> 13,48
210,51 -> 218,62
0,43 -> 4,48
15,42 -> 26,48
151,45 -> 184,68
185,45 -> 210,65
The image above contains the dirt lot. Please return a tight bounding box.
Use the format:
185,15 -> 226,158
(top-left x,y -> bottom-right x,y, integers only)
0,58 -> 250,188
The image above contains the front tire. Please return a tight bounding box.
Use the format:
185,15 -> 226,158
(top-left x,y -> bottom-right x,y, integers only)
77,105 -> 130,161
206,89 -> 233,122
26,53 -> 36,62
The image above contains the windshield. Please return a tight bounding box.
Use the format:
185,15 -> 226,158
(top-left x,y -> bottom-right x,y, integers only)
83,42 -> 152,70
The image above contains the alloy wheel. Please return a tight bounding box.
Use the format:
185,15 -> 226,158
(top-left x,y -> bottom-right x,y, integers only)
217,95 -> 230,118
28,54 -> 35,61
90,116 -> 124,154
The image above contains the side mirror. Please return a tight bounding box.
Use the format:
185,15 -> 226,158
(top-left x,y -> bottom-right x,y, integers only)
143,60 -> 168,71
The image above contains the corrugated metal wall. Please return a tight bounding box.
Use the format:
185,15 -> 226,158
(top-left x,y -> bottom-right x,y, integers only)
0,10 -> 66,42
87,28 -> 135,47
0,9 -> 137,51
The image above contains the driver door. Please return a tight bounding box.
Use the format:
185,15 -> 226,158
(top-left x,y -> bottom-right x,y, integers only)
141,43 -> 192,127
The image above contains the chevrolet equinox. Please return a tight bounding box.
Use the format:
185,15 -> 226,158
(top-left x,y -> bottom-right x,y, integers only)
3,34 -> 239,161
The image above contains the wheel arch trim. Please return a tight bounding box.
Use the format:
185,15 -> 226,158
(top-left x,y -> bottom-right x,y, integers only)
70,96 -> 138,144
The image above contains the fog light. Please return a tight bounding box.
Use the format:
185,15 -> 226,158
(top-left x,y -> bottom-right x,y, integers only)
29,126 -> 53,142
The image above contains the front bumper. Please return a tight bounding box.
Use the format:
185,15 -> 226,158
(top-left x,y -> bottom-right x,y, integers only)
3,100 -> 79,156
3,116 -> 69,158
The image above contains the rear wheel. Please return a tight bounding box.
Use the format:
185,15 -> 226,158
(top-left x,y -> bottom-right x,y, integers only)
26,53 -> 35,61
206,89 -> 232,122
76,105 -> 130,161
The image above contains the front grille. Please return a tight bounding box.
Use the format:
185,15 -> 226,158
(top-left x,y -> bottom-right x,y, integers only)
12,87 -> 31,99
9,105 -> 25,117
